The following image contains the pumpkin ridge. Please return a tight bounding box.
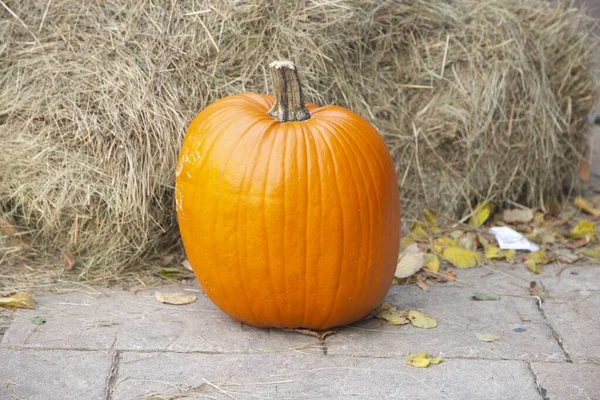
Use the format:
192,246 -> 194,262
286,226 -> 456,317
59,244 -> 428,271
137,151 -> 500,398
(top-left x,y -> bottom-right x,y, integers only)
332,117 -> 384,310
260,125 -> 286,326
312,121 -> 348,329
319,118 -> 368,323
231,119 -> 274,325
304,124 -> 324,328
299,122 -> 311,328
210,117 -> 263,320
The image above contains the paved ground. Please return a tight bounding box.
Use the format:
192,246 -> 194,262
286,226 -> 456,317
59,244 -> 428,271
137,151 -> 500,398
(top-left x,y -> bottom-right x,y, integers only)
1,262 -> 598,400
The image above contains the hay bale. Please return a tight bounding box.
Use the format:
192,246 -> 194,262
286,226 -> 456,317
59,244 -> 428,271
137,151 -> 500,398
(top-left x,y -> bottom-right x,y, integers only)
0,0 -> 598,269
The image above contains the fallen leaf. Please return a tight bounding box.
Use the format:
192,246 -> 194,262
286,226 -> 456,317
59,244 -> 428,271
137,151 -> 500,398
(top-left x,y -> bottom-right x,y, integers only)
523,251 -> 551,265
450,230 -> 464,240
423,209 -> 438,227
408,310 -> 438,329
443,247 -> 481,269
524,259 -> 542,274
31,316 -> 47,325
159,267 -> 182,279
424,253 -> 440,272
472,292 -> 500,301
400,236 -> 416,251
484,245 -> 516,261
475,332 -> 501,342
553,250 -> 581,264
405,350 -> 442,368
581,247 -> 600,259
458,232 -> 478,251
574,197 -> 600,218
395,244 -> 424,278
566,236 -> 590,249
62,250 -> 76,271
526,228 -> 555,245
375,302 -> 409,325
0,292 -> 35,309
468,202 -> 495,228
155,292 -> 197,305
433,237 -> 458,254
567,220 -> 597,240
415,276 -> 430,292
579,159 -> 591,181
182,259 -> 193,271
503,208 -> 535,224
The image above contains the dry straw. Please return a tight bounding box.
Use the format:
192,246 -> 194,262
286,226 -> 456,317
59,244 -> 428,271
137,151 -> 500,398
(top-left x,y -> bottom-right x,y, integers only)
0,0 -> 598,277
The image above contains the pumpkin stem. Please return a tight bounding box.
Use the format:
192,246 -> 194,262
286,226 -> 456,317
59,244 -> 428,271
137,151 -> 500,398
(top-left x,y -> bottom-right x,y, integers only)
268,61 -> 311,122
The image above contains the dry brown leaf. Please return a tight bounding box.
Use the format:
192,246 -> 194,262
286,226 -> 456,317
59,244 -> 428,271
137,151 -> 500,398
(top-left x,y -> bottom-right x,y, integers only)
566,236 -> 590,249
395,244 -> 424,278
155,292 -> 197,305
182,259 -> 193,271
552,250 -> 581,264
503,208 -> 535,224
415,276 -> 430,292
63,250 -> 76,271
579,159 -> 591,181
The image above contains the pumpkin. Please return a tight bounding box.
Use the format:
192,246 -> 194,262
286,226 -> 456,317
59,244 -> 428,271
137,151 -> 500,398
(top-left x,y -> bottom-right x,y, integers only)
176,61 -> 400,329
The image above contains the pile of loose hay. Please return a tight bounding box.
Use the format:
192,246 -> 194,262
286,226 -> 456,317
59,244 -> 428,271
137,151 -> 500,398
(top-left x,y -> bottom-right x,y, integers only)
1,0 -> 598,275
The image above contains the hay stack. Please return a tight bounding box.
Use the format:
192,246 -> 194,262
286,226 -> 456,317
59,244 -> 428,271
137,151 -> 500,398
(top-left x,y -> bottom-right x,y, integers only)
0,0 -> 598,269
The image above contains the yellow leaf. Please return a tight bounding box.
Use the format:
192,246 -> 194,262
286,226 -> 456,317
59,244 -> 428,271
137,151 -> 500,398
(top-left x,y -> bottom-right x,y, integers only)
524,259 -> 542,274
0,292 -> 35,309
410,221 -> 429,239
533,212 -> 546,227
400,236 -> 416,252
433,237 -> 458,254
423,209 -> 438,227
155,292 -> 197,305
574,197 -> 600,218
375,302 -> 409,325
429,356 -> 443,365
468,202 -> 495,228
408,310 -> 438,329
424,253 -> 440,272
485,245 -> 516,261
567,220 -> 597,240
524,251 -> 551,265
443,247 -> 481,268
395,244 -> 424,278
475,332 -> 501,342
405,350 -> 442,368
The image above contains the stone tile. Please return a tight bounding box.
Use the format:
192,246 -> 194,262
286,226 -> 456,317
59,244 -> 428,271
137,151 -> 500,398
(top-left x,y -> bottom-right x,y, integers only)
327,284 -> 564,362
1,285 -> 316,354
113,352 -> 540,400
0,348 -> 113,400
542,290 -> 600,363
531,362 -> 600,400
543,265 -> 600,294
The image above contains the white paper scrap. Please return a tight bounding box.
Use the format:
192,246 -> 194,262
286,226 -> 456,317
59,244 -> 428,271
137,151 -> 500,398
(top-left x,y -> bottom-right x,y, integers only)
488,226 -> 540,252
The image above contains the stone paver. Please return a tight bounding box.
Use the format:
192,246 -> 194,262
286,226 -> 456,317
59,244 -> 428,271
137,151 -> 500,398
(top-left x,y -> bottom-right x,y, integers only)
328,269 -> 564,362
531,362 -> 600,400
1,263 -> 599,399
112,352 -> 540,400
1,286 -> 317,354
542,291 -> 600,363
0,348 -> 114,400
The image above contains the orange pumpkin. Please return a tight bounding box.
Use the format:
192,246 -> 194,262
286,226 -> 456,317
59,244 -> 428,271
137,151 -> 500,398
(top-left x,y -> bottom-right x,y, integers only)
176,61 -> 400,329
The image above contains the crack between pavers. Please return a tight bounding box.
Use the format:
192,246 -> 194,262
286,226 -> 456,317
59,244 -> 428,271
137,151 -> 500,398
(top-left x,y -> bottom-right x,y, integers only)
105,351 -> 121,400
536,299 -> 573,363
0,344 -> 586,364
526,362 -> 550,400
